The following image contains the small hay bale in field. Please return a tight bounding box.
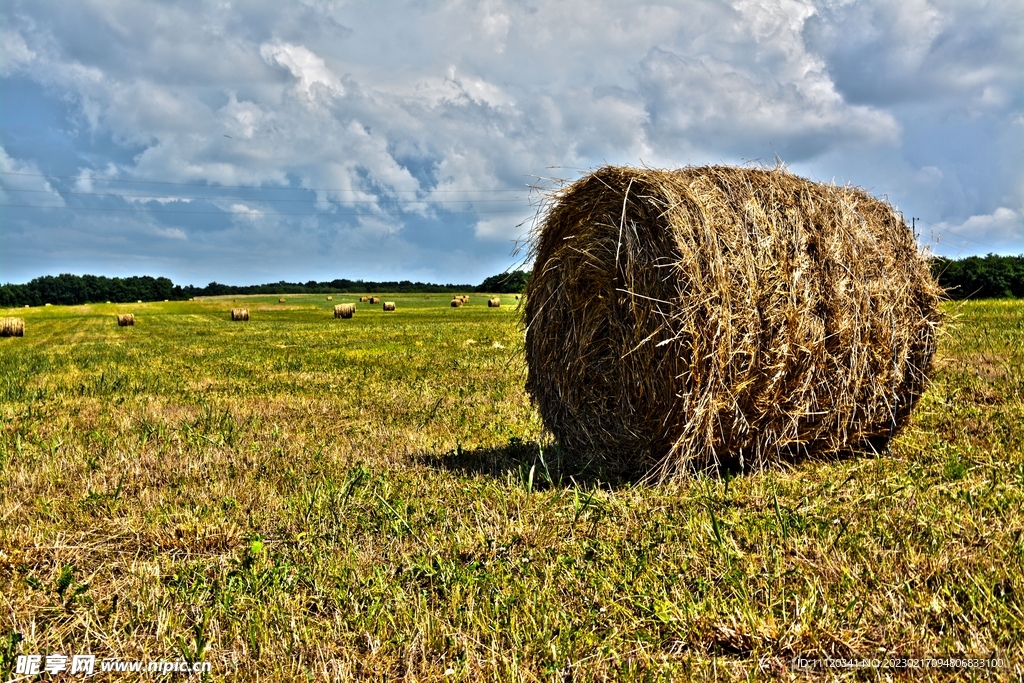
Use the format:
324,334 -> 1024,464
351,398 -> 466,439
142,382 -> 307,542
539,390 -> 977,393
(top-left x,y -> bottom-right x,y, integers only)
525,164 -> 943,481
488,297 -> 501,307
137,300 -> 142,303
369,297 -> 381,304
334,303 -> 355,319
279,298 -> 286,303
451,298 -> 463,308
45,303 -> 52,307
327,296 -> 333,301
117,314 -> 135,327
359,296 -> 370,303
382,301 -> 396,311
231,308 -> 249,321
1,318 -> 25,337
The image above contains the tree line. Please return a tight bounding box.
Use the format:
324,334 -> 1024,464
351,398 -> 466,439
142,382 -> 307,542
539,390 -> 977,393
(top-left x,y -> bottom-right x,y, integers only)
0,270 -> 532,307
931,254 -> 1024,299
5,257 -> 1020,307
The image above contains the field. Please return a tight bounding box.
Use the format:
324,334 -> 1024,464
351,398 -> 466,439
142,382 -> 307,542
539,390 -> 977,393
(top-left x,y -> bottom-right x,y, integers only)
1,295 -> 1022,681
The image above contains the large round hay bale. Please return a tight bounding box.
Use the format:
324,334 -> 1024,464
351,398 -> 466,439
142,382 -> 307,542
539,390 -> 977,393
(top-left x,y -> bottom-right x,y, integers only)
359,296 -> 370,303
1,318 -> 25,337
278,298 -> 286,303
117,314 -> 135,327
326,296 -> 333,301
369,297 -> 381,304
334,303 -> 356,319
382,301 -> 396,311
488,297 -> 501,308
231,308 -> 249,321
525,165 -> 942,481
451,298 -> 463,308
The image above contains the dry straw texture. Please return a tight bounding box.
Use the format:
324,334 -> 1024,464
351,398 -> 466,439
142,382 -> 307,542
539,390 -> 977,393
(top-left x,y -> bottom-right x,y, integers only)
451,299 -> 463,308
359,296 -> 370,303
525,165 -> 943,481
383,301 -> 396,311
278,298 -> 286,303
326,296 -> 333,301
1,317 -> 25,337
117,314 -> 135,327
334,303 -> 356,319
488,298 -> 502,308
231,308 -> 249,321
370,297 -> 381,304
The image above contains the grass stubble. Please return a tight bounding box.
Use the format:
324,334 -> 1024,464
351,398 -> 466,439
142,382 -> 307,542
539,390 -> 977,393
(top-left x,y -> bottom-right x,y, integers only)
0,295 -> 1021,681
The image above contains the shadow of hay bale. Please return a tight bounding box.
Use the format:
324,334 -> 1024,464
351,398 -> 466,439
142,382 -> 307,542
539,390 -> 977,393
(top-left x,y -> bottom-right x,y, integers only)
417,436 -> 883,488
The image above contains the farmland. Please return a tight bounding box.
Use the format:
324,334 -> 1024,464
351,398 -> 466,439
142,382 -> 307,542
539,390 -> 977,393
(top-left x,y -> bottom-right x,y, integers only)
1,295 -> 1022,680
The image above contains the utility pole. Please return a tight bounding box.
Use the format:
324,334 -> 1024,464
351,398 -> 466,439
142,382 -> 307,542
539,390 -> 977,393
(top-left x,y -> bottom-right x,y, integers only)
911,217 -> 919,240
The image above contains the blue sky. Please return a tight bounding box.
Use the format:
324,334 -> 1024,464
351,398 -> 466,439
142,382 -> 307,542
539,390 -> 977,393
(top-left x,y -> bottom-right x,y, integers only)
2,0 -> 1021,286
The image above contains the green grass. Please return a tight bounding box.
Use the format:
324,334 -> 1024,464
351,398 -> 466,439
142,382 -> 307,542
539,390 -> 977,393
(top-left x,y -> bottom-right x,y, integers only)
0,295 -> 1022,681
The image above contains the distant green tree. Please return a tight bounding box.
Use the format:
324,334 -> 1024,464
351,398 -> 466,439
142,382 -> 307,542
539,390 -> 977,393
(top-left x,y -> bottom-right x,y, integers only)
477,270 -> 530,293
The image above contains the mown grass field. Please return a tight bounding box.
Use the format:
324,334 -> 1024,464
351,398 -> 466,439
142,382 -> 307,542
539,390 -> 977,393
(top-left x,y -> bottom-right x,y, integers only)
0,295 -> 1022,681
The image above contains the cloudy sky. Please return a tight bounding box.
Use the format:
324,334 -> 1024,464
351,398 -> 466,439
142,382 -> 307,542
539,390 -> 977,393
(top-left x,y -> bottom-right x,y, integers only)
2,0 -> 1021,286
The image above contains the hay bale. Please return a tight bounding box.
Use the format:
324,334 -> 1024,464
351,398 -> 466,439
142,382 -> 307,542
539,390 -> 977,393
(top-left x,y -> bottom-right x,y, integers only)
488,297 -> 501,308
451,298 -> 463,308
383,301 -> 396,311
359,296 -> 370,303
525,165 -> 942,481
45,303 -> 52,307
369,297 -> 381,304
117,314 -> 135,327
326,296 -> 333,301
334,303 -> 356,319
278,298 -> 286,303
231,308 -> 249,321
1,318 -> 25,337
137,300 -> 142,303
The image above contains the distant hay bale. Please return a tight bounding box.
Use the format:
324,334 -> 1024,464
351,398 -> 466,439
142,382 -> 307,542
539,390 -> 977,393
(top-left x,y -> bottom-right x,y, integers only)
383,301 -> 396,311
369,297 -> 381,304
1,318 -> 25,338
231,308 -> 249,321
137,300 -> 142,303
525,165 -> 942,481
359,296 -> 370,302
334,303 -> 356,319
45,303 -> 52,307
326,296 -> 333,301
451,298 -> 463,308
117,314 -> 135,327
278,298 -> 286,303
488,297 -> 501,308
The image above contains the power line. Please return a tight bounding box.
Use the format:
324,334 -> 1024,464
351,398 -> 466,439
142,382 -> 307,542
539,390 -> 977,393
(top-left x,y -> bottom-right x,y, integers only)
0,202 -> 532,216
0,170 -> 527,193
